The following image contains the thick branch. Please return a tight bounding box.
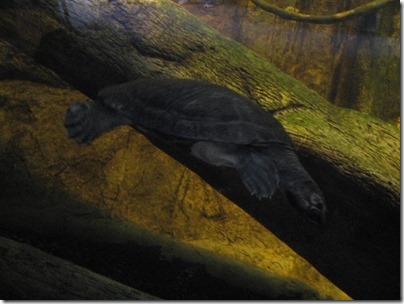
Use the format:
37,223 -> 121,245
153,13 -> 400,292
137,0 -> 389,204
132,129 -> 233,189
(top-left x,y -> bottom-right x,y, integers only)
251,0 -> 398,24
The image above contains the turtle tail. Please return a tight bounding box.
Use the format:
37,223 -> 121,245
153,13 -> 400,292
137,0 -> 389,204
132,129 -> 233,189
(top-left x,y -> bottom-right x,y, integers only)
64,101 -> 131,144
236,151 -> 280,199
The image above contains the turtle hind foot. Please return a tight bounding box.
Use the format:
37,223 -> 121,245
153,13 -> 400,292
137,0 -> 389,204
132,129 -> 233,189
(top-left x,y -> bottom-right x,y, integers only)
237,152 -> 280,200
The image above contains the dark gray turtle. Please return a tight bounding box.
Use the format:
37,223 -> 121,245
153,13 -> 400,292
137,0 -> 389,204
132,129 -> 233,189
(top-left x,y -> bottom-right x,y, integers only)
64,79 -> 326,224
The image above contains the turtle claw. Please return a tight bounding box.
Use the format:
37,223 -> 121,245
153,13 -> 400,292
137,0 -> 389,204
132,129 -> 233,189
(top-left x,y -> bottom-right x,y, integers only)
64,101 -> 96,144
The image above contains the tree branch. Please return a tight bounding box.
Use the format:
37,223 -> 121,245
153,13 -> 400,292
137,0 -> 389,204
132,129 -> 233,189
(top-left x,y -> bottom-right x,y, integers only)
251,0 -> 398,24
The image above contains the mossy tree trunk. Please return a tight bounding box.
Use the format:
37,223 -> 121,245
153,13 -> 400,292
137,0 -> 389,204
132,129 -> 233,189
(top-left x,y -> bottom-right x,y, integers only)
0,0 -> 399,299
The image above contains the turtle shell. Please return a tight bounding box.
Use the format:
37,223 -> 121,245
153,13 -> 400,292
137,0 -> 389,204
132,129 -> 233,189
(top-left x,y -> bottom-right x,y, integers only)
97,79 -> 292,146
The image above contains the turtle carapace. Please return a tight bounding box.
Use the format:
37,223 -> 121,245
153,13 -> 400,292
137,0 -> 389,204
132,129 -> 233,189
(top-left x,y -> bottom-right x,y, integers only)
64,79 -> 327,225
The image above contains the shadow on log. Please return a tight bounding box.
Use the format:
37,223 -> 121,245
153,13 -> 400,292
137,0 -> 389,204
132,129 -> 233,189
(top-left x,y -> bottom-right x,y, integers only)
0,0 -> 399,299
0,168 -> 325,300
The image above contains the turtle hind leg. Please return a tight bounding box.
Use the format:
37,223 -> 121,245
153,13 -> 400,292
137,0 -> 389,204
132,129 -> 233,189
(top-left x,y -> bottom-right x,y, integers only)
64,101 -> 131,144
190,141 -> 279,199
236,152 -> 280,199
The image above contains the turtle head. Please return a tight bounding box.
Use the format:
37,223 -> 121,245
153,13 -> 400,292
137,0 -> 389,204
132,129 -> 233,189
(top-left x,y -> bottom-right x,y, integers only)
285,180 -> 326,225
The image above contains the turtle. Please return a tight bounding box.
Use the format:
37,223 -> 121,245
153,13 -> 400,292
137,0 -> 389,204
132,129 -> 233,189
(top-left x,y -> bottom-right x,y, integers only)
64,79 -> 326,224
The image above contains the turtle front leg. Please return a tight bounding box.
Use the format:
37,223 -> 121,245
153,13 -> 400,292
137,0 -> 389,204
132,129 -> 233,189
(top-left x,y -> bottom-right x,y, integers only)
64,101 -> 132,144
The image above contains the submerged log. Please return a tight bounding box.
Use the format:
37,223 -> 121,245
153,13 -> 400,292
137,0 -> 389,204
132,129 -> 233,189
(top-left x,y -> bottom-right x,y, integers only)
0,0 -> 399,299
0,40 -> 347,300
0,0 -> 398,203
0,237 -> 159,300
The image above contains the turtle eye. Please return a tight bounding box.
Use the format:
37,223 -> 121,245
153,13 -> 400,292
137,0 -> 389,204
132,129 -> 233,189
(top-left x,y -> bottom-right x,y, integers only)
285,190 -> 309,210
310,193 -> 324,209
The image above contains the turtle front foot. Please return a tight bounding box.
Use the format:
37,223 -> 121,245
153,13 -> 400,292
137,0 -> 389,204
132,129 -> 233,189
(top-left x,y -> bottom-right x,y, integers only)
64,101 -> 98,144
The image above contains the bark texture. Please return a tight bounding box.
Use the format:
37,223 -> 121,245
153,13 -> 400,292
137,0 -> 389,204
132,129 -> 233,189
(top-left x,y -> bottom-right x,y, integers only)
0,0 -> 399,299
